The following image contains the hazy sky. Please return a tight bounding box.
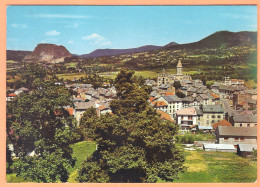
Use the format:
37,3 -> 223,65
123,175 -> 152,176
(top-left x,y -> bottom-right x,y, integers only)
7,6 -> 257,55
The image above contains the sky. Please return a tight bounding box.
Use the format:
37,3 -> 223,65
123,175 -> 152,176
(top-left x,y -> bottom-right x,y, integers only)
6,6 -> 257,55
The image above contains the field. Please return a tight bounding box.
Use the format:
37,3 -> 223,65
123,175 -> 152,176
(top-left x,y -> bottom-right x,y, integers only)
67,141 -> 96,183
55,73 -> 88,80
6,141 -> 257,183
174,149 -> 257,183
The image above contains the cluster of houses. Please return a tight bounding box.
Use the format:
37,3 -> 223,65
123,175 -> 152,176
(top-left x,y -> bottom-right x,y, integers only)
147,61 -> 257,157
64,83 -> 116,122
6,60 -> 257,157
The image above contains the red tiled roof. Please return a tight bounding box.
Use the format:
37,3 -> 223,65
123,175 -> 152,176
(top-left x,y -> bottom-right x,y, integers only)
67,108 -> 74,115
210,93 -> 220,99
164,92 -> 174,96
97,105 -> 106,110
156,110 -> 174,122
238,101 -> 247,106
212,119 -> 232,129
152,101 -> 167,107
149,97 -> 155,102
8,93 -> 16,97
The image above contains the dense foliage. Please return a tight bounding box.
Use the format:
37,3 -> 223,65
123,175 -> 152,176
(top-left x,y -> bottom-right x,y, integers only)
77,70 -> 185,182
6,67 -> 79,182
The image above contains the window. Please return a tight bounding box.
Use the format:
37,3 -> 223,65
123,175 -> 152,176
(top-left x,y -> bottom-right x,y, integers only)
240,124 -> 242,127
217,115 -> 221,118
207,115 -> 209,118
247,124 -> 250,127
212,115 -> 215,118
188,116 -> 192,120
212,120 -> 215,124
224,137 -> 229,141
207,120 -> 209,124
240,138 -> 245,141
181,116 -> 183,120
235,137 -> 239,141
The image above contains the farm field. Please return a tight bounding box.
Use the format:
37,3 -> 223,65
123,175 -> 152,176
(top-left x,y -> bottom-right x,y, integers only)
55,73 -> 87,80
174,150 -> 257,183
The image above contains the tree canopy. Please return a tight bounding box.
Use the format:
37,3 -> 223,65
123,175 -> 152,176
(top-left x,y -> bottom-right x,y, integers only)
7,79 -> 79,182
77,69 -> 185,182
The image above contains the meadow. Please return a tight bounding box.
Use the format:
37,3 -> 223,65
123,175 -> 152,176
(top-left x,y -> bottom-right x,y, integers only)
7,141 -> 257,183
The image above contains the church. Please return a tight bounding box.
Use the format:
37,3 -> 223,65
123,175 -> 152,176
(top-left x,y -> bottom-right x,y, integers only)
157,60 -> 192,87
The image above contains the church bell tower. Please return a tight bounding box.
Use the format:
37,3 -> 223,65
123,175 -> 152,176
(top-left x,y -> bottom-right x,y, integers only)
177,59 -> 183,75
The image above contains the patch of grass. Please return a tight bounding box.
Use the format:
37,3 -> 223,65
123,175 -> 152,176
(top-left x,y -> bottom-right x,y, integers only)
6,173 -> 27,183
56,73 -> 87,80
68,141 -> 96,183
174,150 -> 257,183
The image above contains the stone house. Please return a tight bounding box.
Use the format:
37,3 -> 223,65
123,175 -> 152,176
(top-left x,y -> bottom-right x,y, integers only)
158,95 -> 183,117
215,126 -> 257,147
230,114 -> 257,127
201,105 -> 224,126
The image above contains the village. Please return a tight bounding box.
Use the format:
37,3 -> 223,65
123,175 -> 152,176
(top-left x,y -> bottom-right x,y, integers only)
6,59 -> 257,158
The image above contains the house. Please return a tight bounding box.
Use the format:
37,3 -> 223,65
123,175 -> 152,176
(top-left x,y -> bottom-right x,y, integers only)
96,105 -> 112,117
6,93 -> 17,101
176,107 -> 199,131
237,144 -> 257,157
182,96 -> 200,109
212,119 -> 232,129
230,114 -> 257,127
74,101 -> 98,123
157,95 -> 182,117
215,126 -> 257,147
203,144 -> 236,152
151,101 -> 168,113
201,105 -> 224,126
211,82 -> 221,94
224,78 -> 245,86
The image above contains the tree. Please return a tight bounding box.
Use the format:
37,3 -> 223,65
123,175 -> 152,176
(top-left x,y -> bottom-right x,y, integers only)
173,81 -> 181,90
110,69 -> 149,115
77,70 -> 185,183
7,80 -> 78,182
176,91 -> 186,98
79,107 -> 98,140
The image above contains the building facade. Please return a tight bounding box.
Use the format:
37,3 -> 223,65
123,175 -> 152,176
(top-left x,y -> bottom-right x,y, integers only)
157,60 -> 192,87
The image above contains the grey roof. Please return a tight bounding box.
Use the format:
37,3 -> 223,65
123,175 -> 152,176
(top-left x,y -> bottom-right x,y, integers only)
199,94 -> 209,100
182,96 -> 195,102
238,144 -> 257,152
195,108 -> 203,116
233,114 -> 257,123
74,101 -> 96,110
188,87 -> 197,92
218,126 -> 257,136
150,92 -> 158,97
198,125 -> 213,130
219,85 -> 236,92
202,105 -> 223,113
163,95 -> 182,103
72,98 -> 85,102
203,144 -> 236,150
180,86 -> 188,91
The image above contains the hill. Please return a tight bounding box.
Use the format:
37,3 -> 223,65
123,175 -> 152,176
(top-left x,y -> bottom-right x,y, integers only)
81,45 -> 162,58
7,50 -> 32,61
163,31 -> 257,50
23,43 -> 73,63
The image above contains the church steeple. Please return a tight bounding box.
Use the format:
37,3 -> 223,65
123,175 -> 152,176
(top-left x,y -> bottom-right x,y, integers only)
177,59 -> 183,75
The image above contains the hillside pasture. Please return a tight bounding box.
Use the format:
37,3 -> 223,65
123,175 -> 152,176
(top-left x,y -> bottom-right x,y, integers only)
56,73 -> 87,80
